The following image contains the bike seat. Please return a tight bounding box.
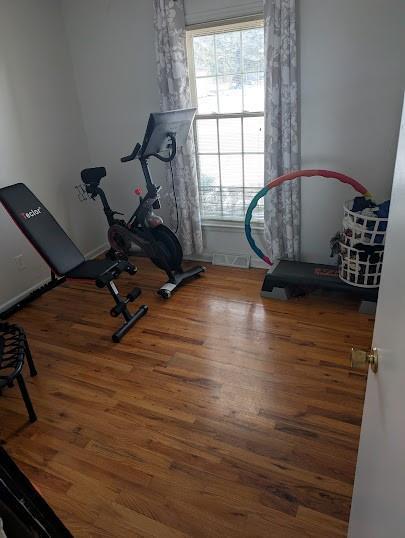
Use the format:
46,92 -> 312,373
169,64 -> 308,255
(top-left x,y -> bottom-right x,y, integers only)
81,167 -> 106,185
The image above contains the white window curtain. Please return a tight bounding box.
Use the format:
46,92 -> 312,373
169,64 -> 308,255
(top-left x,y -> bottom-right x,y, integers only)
264,0 -> 300,261
153,0 -> 203,256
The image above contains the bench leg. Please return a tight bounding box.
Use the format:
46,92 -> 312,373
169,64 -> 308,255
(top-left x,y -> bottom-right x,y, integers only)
106,281 -> 148,342
112,305 -> 148,343
16,374 -> 37,423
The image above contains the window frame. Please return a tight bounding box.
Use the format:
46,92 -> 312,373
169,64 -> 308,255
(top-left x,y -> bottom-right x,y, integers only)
186,17 -> 265,227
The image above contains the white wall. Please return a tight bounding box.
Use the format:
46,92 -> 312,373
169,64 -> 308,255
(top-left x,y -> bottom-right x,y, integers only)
61,0 -> 169,231
0,0 -> 105,311
61,0 -> 405,269
299,0 -> 405,263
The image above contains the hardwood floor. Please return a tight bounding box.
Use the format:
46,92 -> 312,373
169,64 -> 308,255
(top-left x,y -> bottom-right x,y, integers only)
0,259 -> 373,537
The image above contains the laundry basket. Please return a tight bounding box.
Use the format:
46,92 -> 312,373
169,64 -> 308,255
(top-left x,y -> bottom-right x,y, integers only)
338,200 -> 388,288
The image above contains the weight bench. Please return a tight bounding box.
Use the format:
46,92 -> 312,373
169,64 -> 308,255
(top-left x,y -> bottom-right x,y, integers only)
0,183 -> 148,342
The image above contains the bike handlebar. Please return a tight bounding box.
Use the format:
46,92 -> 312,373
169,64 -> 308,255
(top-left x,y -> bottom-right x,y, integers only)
121,143 -> 141,163
121,133 -> 177,164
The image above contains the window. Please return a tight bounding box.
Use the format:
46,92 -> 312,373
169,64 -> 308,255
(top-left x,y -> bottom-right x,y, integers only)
187,20 -> 265,222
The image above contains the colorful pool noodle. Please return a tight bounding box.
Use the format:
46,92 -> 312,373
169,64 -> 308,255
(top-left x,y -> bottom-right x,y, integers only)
244,169 -> 371,267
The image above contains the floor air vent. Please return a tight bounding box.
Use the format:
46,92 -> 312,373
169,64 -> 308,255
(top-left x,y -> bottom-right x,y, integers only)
212,253 -> 250,268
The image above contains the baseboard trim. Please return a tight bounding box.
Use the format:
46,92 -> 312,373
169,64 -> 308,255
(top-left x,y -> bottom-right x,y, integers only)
0,242 -> 267,313
0,276 -> 53,315
185,253 -> 269,269
85,242 -> 109,260
0,242 -> 110,314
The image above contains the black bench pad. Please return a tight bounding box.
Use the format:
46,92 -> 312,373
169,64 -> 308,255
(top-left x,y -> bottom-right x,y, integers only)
66,259 -> 120,280
0,183 -> 84,276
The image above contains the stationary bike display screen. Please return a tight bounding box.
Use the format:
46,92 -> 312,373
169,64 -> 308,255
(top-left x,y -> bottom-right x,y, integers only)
140,108 -> 196,159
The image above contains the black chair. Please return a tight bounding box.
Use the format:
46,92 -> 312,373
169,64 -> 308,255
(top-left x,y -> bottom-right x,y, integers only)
0,323 -> 37,423
0,183 -> 148,342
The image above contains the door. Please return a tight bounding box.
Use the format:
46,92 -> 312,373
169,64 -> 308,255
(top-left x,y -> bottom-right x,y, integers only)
348,94 -> 405,537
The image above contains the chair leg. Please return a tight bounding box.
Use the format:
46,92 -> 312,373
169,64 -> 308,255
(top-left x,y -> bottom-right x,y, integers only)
24,338 -> 37,377
16,374 -> 37,423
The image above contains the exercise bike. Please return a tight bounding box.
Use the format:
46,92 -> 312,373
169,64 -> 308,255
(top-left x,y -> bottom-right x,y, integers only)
81,108 -> 205,299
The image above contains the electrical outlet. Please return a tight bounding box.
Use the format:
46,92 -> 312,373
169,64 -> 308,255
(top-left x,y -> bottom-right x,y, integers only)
14,254 -> 26,271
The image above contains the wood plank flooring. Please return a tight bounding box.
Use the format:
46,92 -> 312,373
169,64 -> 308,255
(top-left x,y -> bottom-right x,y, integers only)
0,259 -> 374,537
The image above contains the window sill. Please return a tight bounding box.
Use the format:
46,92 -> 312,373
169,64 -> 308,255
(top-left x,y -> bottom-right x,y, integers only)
202,219 -> 264,231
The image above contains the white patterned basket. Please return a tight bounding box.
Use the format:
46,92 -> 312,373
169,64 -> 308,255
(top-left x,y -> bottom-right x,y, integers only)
338,199 -> 388,288
338,243 -> 384,288
341,200 -> 387,247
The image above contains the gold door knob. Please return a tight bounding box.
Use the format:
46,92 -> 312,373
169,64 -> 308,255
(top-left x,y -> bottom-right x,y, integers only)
350,347 -> 378,373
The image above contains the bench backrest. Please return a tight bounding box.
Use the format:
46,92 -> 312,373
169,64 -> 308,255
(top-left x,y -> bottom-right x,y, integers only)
0,183 -> 84,275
